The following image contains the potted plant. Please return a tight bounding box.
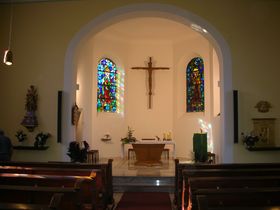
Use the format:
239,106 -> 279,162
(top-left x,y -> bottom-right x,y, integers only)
67,141 -> 89,162
34,132 -> 50,148
15,130 -> 27,142
121,126 -> 137,144
241,132 -> 259,148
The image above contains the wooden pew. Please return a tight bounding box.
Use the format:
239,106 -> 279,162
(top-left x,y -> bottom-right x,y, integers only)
0,159 -> 114,208
195,187 -> 280,210
0,166 -> 97,177
50,159 -> 114,206
0,173 -> 98,210
189,176 -> 280,210
174,159 -> 280,210
183,168 -> 280,209
0,166 -> 108,210
189,176 -> 280,189
0,192 -> 63,210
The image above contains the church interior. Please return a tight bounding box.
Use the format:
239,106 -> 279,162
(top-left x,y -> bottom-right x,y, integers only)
0,1 -> 280,210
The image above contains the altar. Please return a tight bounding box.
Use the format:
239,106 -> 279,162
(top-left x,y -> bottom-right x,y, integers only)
121,141 -> 176,165
133,143 -> 164,165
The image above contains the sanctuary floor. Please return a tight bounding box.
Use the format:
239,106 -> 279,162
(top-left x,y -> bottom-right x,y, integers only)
112,157 -> 174,177
111,158 -> 181,209
111,157 -> 191,177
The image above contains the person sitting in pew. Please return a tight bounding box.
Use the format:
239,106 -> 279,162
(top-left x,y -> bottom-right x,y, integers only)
0,129 -> 13,161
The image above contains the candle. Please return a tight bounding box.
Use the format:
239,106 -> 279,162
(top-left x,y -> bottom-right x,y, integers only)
167,132 -> 172,140
163,133 -> 166,140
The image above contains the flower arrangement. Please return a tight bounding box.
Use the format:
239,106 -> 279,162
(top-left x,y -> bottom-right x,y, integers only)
241,132 -> 259,148
34,132 -> 50,147
121,126 -> 137,144
67,141 -> 89,162
15,130 -> 27,142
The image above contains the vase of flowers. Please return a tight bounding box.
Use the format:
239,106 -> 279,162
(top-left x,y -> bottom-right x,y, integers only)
15,130 -> 27,142
241,132 -> 259,148
34,132 -> 50,148
121,126 -> 137,144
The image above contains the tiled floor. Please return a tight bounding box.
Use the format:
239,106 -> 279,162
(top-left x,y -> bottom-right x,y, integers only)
112,157 -> 177,177
112,192 -> 176,210
112,156 -> 193,177
111,157 -> 190,209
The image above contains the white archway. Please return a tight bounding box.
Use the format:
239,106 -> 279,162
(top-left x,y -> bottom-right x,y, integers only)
63,3 -> 233,163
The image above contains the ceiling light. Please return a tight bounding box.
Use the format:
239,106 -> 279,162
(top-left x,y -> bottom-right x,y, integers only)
191,23 -> 208,34
3,50 -> 13,65
202,28 -> 208,33
3,1 -> 14,66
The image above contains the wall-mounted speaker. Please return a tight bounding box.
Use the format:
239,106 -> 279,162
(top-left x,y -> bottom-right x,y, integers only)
57,91 -> 62,143
233,90 -> 238,143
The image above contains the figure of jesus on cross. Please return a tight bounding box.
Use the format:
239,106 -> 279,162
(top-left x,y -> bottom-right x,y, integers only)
131,57 -> 170,109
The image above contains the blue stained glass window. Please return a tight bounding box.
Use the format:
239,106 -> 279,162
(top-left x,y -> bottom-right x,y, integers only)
186,57 -> 205,112
97,58 -> 118,112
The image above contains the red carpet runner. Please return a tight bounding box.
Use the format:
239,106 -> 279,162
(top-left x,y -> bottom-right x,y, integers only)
115,192 -> 172,210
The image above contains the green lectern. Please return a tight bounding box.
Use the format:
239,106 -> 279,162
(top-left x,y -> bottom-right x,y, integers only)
193,133 -> 208,162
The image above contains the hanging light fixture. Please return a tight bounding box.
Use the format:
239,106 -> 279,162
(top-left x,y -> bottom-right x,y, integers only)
3,1 -> 14,66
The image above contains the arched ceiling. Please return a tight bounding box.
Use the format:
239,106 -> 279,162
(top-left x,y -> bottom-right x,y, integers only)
0,0 -> 76,3
94,17 -> 204,42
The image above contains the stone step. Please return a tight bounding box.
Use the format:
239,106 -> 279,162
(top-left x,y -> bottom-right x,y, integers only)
113,176 -> 175,192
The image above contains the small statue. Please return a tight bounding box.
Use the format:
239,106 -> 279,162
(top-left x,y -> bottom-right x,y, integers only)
21,85 -> 38,132
72,103 -> 81,126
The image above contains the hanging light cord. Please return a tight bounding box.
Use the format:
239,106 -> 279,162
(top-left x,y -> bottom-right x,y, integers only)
8,1 -> 13,50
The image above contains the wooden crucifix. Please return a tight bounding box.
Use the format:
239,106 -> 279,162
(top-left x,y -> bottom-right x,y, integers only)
131,57 -> 170,109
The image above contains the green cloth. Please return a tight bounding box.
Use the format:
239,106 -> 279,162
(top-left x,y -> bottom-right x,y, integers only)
193,133 -> 207,162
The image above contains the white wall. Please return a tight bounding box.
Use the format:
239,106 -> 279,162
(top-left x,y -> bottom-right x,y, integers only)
2,2 -> 280,163
75,25 -> 220,159
76,41 -> 94,143
173,36 -> 215,158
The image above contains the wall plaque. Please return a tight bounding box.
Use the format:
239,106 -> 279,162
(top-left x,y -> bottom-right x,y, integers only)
252,118 -> 276,146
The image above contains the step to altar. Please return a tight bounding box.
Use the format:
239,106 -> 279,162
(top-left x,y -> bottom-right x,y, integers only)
113,175 -> 175,192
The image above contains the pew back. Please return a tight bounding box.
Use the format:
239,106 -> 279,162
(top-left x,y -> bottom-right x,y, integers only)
183,168 -> 280,209
195,188 -> 280,210
0,192 -> 64,210
0,159 -> 114,206
189,176 -> 280,210
189,176 -> 280,189
174,159 -> 280,210
0,165 -> 110,209
0,173 -> 97,210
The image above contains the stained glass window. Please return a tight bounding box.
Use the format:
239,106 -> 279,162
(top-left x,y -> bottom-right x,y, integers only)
97,58 -> 118,112
186,57 -> 205,112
